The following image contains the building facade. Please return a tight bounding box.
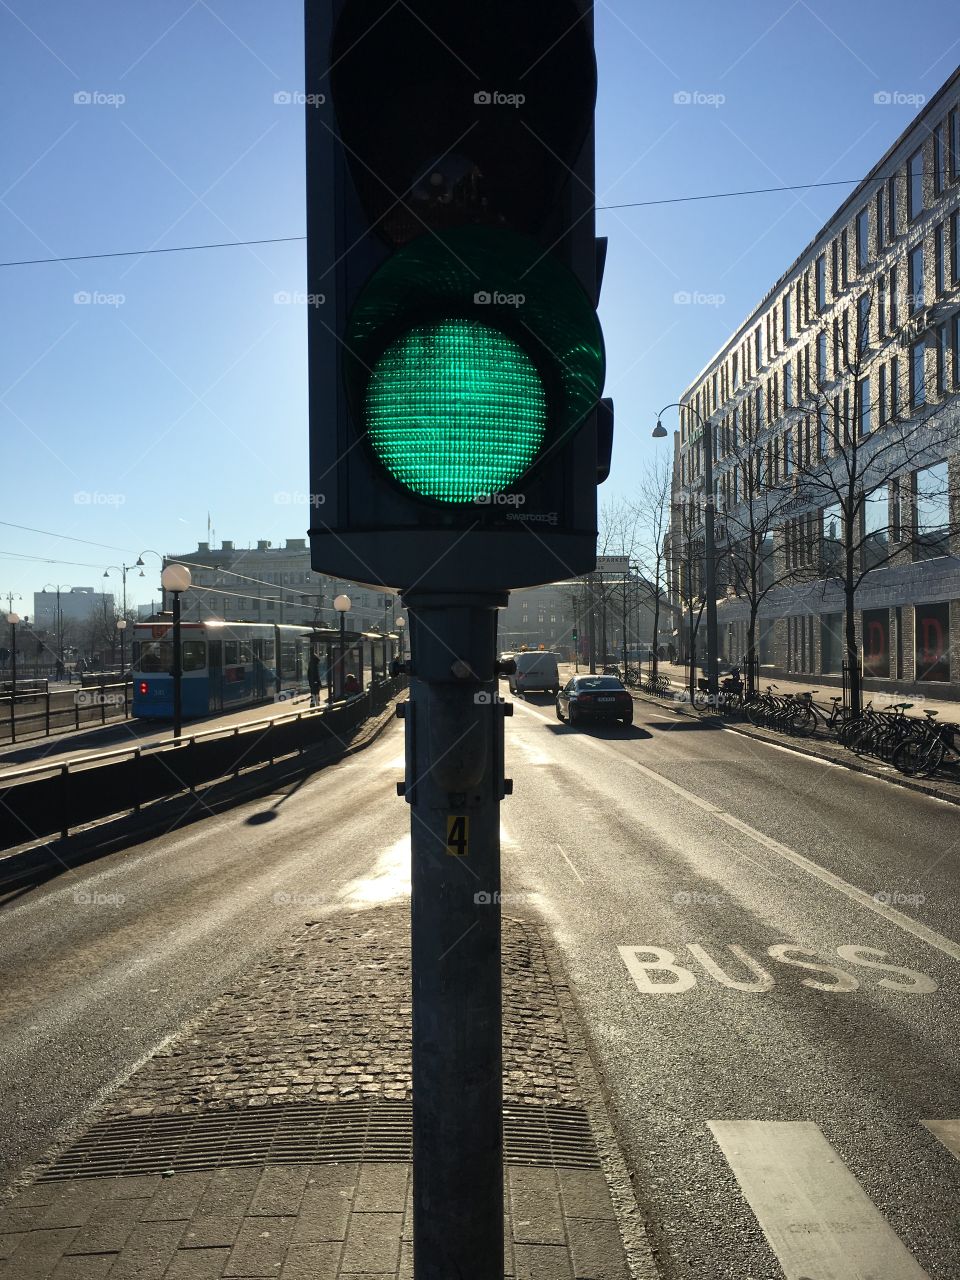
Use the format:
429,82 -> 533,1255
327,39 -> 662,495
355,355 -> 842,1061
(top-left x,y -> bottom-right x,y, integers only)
672,69 -> 960,695
161,539 -> 399,635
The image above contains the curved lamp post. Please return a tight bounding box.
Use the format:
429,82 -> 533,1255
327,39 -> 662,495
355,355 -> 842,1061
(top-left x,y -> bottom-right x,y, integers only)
334,594 -> 351,700
651,403 -> 718,697
161,563 -> 192,739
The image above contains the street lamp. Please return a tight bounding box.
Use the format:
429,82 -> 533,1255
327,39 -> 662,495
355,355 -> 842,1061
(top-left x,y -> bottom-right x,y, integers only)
116,618 -> 128,674
334,593 -> 351,700
652,403 -> 718,697
160,563 -> 192,739
6,612 -> 19,701
395,614 -> 406,665
42,584 -> 72,679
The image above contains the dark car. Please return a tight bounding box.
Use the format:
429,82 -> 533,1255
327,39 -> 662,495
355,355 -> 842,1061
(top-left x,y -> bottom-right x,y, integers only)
556,674 -> 633,727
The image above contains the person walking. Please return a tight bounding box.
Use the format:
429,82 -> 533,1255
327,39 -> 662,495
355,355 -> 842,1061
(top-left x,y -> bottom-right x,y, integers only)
307,648 -> 322,707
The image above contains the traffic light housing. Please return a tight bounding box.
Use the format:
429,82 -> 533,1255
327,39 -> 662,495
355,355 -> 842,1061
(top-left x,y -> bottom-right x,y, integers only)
305,0 -> 612,592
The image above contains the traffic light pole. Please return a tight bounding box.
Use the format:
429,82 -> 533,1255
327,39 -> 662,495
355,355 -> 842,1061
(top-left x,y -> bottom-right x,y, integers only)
401,591 -> 510,1280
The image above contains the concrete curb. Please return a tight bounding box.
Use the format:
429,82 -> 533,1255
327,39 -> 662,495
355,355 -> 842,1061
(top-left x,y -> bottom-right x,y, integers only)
630,685 -> 960,808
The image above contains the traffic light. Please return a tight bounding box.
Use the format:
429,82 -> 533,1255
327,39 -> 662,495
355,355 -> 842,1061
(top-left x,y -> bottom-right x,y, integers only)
305,0 -> 612,593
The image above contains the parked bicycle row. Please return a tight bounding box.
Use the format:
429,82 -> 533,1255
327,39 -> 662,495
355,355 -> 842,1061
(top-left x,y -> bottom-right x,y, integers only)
738,685 -> 958,779
624,668 -> 958,781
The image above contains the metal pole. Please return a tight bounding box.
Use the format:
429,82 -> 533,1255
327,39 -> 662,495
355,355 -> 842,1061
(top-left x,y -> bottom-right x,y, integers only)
588,576 -> 597,674
339,613 -> 345,699
8,618 -> 15,744
404,591 -> 507,1280
172,590 -> 183,740
702,417 -> 719,696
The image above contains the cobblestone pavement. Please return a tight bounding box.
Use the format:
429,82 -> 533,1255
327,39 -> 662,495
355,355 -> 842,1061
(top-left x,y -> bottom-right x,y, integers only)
109,905 -> 580,1118
2,904 -> 635,1278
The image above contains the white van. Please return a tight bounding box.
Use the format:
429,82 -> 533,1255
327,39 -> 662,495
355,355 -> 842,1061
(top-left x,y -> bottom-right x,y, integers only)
508,651 -> 561,695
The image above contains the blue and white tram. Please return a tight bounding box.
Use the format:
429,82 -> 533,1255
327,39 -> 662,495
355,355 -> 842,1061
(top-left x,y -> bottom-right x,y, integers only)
131,621 -> 320,720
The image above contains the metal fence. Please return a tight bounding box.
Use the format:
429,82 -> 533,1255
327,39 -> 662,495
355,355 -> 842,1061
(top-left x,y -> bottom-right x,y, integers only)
0,675 -> 404,852
0,679 -> 133,745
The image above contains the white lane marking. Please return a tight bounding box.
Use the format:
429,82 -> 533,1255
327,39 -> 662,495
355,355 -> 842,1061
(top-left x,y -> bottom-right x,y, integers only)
922,1120 -> 960,1160
555,842 -> 585,883
512,698 -> 960,965
708,1120 -> 930,1279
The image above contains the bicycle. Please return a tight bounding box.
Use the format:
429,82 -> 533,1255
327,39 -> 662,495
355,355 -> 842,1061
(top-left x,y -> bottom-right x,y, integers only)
847,702 -> 921,762
789,690 -> 849,738
892,711 -> 959,777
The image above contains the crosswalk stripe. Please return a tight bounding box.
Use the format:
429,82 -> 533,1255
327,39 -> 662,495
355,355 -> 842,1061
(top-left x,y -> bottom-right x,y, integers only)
708,1120 -> 929,1279
922,1119 -> 960,1161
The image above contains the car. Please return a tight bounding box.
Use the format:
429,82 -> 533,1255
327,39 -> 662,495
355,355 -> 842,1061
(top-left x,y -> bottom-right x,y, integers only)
556,674 -> 633,727
508,650 -> 561,696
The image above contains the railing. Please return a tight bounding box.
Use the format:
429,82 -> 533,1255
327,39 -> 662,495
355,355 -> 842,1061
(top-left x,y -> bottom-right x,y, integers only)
0,675 -> 404,851
0,679 -> 132,745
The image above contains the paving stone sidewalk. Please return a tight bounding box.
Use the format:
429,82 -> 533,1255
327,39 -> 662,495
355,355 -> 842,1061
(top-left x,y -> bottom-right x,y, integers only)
0,905 -> 635,1279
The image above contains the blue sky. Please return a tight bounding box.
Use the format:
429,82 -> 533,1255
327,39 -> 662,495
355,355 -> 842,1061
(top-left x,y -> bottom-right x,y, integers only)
1,0 -> 956,612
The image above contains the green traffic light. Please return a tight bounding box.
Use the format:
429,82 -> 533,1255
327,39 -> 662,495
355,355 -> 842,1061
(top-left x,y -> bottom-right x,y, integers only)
365,319 -> 547,504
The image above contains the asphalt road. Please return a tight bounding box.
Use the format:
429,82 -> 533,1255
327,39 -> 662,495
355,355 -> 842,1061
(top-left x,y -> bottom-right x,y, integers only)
2,690 -> 959,1278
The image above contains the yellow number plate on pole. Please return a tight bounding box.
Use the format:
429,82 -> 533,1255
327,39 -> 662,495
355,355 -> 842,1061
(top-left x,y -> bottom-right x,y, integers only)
446,815 -> 470,857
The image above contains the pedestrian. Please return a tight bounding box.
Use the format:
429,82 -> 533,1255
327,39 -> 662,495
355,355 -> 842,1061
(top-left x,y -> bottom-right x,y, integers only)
307,648 -> 322,707
344,672 -> 361,696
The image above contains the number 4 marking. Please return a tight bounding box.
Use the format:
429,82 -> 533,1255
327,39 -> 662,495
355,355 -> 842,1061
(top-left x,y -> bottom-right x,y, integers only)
446,815 -> 470,857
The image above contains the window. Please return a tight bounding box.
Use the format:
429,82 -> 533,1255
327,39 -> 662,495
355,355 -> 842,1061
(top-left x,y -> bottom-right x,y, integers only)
888,174 -> 898,239
907,243 -> 923,314
876,186 -> 885,251
782,294 -> 791,343
951,210 -> 960,285
890,356 -> 900,420
856,206 -> 870,269
908,148 -> 924,220
951,108 -> 960,183
889,264 -> 898,329
784,429 -> 793,476
910,340 -> 926,410
831,238 -> 839,297
821,613 -> 844,673
755,325 -> 763,368
934,123 -> 945,195
877,274 -> 886,337
755,387 -> 764,428
822,503 -> 843,575
224,641 -> 238,665
815,255 -> 826,312
862,608 -> 891,676
182,640 -> 207,672
865,487 -> 891,568
858,375 -> 871,435
784,359 -> 793,407
817,405 -> 829,456
857,292 -> 870,353
953,313 -> 960,390
879,363 -> 888,425
915,601 -> 950,682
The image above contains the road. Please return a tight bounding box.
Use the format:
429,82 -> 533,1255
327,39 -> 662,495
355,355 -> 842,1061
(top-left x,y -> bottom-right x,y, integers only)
1,689 -> 958,1278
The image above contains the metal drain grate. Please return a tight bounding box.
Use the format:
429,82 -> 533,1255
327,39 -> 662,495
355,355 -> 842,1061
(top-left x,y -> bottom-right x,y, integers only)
40,1100 -> 600,1181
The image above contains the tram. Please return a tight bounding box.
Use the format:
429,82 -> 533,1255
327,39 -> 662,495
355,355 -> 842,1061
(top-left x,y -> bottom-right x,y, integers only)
130,621 -> 320,720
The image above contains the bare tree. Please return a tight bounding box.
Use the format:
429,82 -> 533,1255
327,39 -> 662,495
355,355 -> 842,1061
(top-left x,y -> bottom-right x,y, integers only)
633,453 -> 672,678
716,391 -> 814,697
672,495 -> 709,703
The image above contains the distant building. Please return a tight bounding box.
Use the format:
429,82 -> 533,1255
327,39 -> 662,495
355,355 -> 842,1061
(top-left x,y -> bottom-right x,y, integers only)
161,539 -> 399,634
33,586 -> 112,630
